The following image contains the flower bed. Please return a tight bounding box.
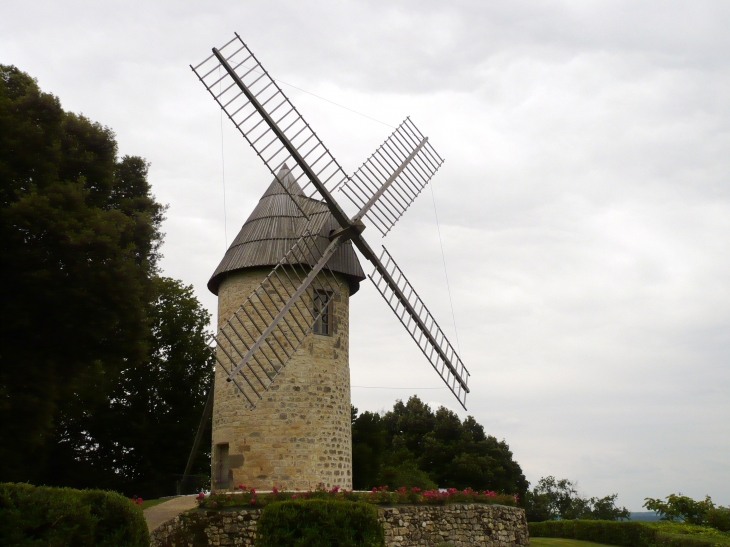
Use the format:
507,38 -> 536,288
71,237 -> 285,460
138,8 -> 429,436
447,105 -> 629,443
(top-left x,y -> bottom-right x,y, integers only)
196,484 -> 518,510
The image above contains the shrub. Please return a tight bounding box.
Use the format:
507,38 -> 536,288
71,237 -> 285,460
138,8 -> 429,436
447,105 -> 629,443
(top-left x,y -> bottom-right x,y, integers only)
256,499 -> 384,547
529,520 -> 657,547
379,461 -> 437,491
198,483 -> 517,509
706,508 -> 730,533
0,483 -> 149,547
529,520 -> 730,547
645,521 -> 730,547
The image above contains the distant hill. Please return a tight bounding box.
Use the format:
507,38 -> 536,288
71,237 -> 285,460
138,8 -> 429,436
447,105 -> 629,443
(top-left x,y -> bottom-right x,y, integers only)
630,511 -> 662,521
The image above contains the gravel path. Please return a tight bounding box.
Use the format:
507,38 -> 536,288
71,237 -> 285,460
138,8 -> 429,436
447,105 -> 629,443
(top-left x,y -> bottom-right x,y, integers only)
143,495 -> 198,532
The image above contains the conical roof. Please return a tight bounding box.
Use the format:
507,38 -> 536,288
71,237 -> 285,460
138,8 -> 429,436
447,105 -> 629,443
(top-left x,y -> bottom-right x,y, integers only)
208,165 -> 366,296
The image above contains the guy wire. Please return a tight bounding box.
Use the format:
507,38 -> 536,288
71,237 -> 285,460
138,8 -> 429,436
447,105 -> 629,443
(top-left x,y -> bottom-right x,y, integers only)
430,182 -> 461,355
234,63 -> 395,129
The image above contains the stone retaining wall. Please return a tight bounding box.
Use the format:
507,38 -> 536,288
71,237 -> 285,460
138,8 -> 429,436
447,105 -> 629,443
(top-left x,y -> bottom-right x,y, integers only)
151,503 -> 528,547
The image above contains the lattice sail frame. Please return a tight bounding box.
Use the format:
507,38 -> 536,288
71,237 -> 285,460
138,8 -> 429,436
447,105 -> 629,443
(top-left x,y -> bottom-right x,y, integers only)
210,220 -> 343,409
340,118 -> 445,236
191,34 -> 349,214
369,247 -> 470,407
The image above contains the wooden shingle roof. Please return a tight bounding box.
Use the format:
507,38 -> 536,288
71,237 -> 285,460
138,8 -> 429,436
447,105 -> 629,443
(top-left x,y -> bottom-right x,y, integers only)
208,165 -> 366,295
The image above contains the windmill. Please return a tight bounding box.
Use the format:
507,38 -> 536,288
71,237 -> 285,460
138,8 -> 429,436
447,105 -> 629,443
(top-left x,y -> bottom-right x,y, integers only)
190,34 -> 471,491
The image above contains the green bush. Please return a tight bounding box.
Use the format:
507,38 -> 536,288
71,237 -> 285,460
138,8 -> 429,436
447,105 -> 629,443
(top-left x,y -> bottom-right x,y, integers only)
199,484 -> 517,509
379,461 -> 437,491
529,520 -> 658,547
0,483 -> 149,547
706,508 -> 730,533
646,521 -> 730,547
529,520 -> 730,547
256,499 -> 384,547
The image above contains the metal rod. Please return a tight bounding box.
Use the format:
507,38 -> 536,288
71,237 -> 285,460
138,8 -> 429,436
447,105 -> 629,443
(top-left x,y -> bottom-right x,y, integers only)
213,47 -> 352,230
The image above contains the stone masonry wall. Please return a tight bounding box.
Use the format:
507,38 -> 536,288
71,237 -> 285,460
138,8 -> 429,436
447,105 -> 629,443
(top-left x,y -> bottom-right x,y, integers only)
213,268 -> 352,492
150,504 -> 528,547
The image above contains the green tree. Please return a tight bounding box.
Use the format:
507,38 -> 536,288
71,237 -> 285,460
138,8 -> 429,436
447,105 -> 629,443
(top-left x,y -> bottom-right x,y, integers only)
643,494 -> 715,525
525,476 -> 629,522
525,476 -> 584,521
0,65 -> 164,483
351,407 -> 387,490
0,66 -> 212,496
351,396 -> 528,500
45,277 -> 214,497
582,494 -> 631,521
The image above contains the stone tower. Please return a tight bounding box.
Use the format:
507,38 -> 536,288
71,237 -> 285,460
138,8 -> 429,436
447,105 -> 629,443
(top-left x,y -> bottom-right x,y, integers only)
207,166 -> 365,492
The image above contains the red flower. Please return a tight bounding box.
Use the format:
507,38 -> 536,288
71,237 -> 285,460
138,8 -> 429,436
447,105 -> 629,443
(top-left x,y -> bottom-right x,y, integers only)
250,498 -> 256,505
292,494 -> 298,499
272,486 -> 279,494
196,492 -> 205,500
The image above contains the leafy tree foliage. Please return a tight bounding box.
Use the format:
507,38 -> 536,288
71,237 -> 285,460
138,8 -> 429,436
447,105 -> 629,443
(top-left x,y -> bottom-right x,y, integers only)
46,277 -> 214,497
351,396 -> 528,501
0,65 -> 212,497
643,494 -> 728,529
525,476 -> 630,522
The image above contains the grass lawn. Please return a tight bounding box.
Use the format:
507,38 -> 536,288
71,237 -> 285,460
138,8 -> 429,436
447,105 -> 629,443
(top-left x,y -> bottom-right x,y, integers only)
140,496 -> 179,510
530,538 -> 614,547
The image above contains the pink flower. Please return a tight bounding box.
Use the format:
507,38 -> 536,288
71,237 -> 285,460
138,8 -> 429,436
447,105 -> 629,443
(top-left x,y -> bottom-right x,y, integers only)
212,501 -> 217,505
249,488 -> 256,495
411,487 -> 421,493
272,486 -> 279,494
196,492 -> 205,500
292,494 -> 298,499
250,498 -> 256,505
329,485 -> 340,493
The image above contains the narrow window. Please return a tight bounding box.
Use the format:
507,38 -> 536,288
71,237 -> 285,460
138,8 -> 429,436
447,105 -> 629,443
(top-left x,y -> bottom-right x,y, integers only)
313,290 -> 332,335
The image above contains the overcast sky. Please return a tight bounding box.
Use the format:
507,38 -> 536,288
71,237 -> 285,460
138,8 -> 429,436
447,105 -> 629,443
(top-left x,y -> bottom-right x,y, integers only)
3,1 -> 729,510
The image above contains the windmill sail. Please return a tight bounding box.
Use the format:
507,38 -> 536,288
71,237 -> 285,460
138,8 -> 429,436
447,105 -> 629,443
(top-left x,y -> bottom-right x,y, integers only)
368,247 -> 470,408
340,117 -> 445,236
191,34 -> 349,211
212,220 -> 344,409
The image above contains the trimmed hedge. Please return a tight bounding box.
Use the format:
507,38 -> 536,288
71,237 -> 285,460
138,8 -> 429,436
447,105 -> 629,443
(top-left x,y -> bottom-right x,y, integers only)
529,520 -> 730,547
0,483 -> 149,547
256,499 -> 384,547
529,520 -> 657,547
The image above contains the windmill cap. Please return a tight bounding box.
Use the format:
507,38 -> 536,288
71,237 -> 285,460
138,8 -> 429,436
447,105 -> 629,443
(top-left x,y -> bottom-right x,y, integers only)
207,165 -> 366,296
